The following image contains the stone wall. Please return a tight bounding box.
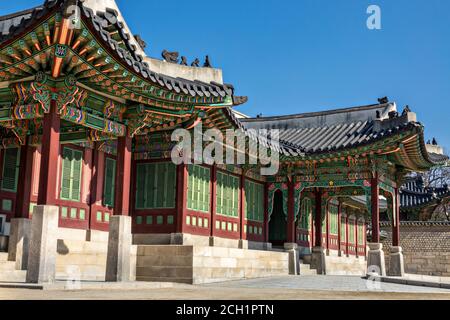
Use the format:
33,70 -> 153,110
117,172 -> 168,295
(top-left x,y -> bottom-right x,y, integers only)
381,222 -> 450,277
136,245 -> 289,284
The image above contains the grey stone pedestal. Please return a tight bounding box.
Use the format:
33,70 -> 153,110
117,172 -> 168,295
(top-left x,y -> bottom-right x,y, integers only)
284,243 -> 299,275
106,216 -> 132,282
367,243 -> 386,276
311,246 -> 326,275
8,218 -> 31,270
26,206 -> 59,284
389,246 -> 405,277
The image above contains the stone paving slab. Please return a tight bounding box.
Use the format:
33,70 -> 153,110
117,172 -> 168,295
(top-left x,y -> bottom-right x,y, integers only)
0,281 -> 192,291
203,275 -> 450,293
374,274 -> 450,290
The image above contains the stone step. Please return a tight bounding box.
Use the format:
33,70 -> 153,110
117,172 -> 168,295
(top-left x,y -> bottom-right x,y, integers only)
0,252 -> 8,262
301,255 -> 312,264
299,263 -> 317,276
0,261 -> 17,271
0,270 -> 26,283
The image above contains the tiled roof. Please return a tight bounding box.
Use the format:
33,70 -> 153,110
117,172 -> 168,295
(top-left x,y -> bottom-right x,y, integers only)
0,0 -> 59,43
0,0 -> 247,105
80,3 -> 244,103
241,103 -> 412,154
400,176 -> 450,209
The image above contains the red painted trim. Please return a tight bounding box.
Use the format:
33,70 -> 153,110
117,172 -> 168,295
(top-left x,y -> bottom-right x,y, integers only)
314,189 -> 322,247
337,202 -> 342,254
15,145 -> 34,219
311,207 -> 314,249
287,179 -> 295,243
345,216 -> 349,256
355,218 -> 359,257
239,173 -> 246,241
325,201 -> 330,251
210,165 -> 217,237
37,100 -> 60,205
264,182 -> 269,243
371,174 -> 380,243
176,164 -> 188,233
393,187 -> 401,246
114,134 -> 132,216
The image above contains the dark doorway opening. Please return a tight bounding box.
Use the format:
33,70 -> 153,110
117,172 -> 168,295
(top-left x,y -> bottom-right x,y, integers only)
269,190 -> 287,247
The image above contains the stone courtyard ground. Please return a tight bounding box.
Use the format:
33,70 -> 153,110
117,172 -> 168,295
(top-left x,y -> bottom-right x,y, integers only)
0,276 -> 450,300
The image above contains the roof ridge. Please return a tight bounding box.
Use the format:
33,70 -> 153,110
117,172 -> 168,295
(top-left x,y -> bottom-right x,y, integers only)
0,6 -> 41,21
241,103 -> 391,122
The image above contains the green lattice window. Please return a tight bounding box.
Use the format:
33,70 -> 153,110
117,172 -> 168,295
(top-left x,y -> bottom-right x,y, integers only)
135,162 -> 176,209
299,199 -> 311,230
186,165 -> 210,213
103,157 -> 116,207
358,223 -> 365,244
340,216 -> 346,240
1,148 -> 20,192
216,172 -> 239,217
245,180 -> 264,222
329,204 -> 338,235
348,220 -> 355,244
60,148 -> 83,202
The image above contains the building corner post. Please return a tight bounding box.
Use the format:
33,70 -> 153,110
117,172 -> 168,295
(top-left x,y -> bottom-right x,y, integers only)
389,187 -> 404,276
367,173 -> 386,276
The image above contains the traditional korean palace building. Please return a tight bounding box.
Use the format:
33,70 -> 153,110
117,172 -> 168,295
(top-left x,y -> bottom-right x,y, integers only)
0,0 -> 447,283
399,176 -> 450,221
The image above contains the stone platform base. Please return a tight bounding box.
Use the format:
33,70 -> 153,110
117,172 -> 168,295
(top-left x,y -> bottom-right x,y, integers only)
133,233 -> 271,251
324,255 -> 367,276
136,245 -> 289,284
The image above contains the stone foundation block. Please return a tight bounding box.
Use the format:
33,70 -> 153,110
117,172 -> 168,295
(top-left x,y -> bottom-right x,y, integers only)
284,243 -> 299,275
367,243 -> 386,276
389,246 -> 405,277
8,218 -> 31,270
26,205 -> 59,284
106,216 -> 132,282
311,246 -> 326,275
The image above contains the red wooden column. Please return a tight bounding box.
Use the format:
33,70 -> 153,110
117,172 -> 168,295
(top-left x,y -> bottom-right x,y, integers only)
314,189 -> 322,248
14,144 -> 34,218
239,173 -> 246,241
210,166 -> 217,237
176,164 -> 188,233
337,201 -> 342,255
286,179 -> 296,243
325,202 -> 330,251
264,182 -> 269,243
371,174 -> 380,243
355,219 -> 359,258
345,216 -> 350,256
89,144 -> 100,228
310,206 -> 314,249
113,134 -> 132,216
392,188 -> 401,246
37,100 -> 60,206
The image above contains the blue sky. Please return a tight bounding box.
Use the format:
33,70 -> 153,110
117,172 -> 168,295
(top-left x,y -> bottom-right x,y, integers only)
2,0 -> 449,150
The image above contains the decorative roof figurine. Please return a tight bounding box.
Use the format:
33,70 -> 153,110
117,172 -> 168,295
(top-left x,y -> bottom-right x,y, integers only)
402,105 -> 411,115
388,111 -> 399,119
180,56 -> 188,66
378,97 -> 389,104
203,55 -> 212,68
432,138 -> 438,146
191,58 -> 200,67
162,50 -> 179,64
134,34 -> 147,50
